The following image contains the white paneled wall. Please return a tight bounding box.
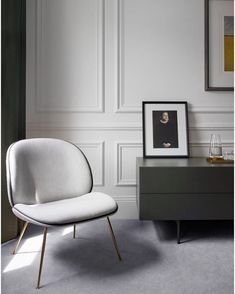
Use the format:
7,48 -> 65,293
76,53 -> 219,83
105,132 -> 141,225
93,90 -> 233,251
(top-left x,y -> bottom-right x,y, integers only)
26,0 -> 234,218
116,142 -> 143,186
36,0 -> 104,113
76,142 -> 105,186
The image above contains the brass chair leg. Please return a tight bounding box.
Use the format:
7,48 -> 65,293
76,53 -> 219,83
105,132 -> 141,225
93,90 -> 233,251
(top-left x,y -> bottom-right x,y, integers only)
73,224 -> 76,239
13,222 -> 29,255
107,217 -> 122,261
37,227 -> 48,289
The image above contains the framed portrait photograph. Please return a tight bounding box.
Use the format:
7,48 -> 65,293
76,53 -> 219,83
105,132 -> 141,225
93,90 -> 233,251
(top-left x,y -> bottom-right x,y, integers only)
205,0 -> 234,91
142,101 -> 189,158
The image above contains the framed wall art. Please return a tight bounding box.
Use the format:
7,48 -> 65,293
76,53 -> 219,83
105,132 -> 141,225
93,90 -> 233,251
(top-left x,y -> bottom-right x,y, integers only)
205,0 -> 234,91
142,101 -> 189,158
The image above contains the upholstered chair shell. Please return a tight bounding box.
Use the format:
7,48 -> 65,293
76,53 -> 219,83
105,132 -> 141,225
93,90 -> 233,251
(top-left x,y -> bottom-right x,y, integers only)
6,138 -> 121,288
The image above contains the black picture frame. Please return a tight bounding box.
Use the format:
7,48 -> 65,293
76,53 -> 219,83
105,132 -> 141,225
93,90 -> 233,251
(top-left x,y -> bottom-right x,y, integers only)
205,0 -> 234,91
142,101 -> 189,158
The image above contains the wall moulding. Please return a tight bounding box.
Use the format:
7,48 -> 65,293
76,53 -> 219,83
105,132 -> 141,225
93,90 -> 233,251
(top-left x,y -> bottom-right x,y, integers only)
74,141 -> 105,186
115,102 -> 234,114
26,123 -> 234,132
35,0 -> 105,113
190,142 -> 234,147
116,142 -> 143,186
115,1 -> 233,115
113,195 -> 136,202
26,124 -> 142,132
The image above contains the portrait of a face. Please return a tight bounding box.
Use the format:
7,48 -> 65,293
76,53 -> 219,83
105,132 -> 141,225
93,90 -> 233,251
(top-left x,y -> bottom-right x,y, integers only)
160,112 -> 169,124
152,111 -> 179,148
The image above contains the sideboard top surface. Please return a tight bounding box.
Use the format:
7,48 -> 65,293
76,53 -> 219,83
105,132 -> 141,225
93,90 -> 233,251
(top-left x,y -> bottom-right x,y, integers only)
137,157 -> 234,168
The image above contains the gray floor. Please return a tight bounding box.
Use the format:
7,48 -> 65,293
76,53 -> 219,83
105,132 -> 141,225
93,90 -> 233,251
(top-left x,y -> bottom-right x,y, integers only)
1,220 -> 234,294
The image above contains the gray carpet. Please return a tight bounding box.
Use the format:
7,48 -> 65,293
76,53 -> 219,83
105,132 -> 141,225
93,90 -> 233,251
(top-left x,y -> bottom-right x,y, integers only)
1,220 -> 233,294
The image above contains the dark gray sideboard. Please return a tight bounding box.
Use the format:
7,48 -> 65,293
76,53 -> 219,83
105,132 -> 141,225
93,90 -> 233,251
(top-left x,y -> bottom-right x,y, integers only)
136,157 -> 234,243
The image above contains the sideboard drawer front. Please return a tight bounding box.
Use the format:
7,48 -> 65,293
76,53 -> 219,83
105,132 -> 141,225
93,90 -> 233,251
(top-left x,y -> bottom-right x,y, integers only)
139,194 -> 234,220
140,167 -> 234,194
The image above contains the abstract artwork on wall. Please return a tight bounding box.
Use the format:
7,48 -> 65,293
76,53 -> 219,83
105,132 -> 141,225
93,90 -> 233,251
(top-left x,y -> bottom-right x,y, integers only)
224,16 -> 234,72
205,0 -> 234,91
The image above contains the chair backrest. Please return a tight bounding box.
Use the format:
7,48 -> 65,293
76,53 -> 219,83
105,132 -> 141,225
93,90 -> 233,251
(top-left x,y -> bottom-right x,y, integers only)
6,138 -> 93,206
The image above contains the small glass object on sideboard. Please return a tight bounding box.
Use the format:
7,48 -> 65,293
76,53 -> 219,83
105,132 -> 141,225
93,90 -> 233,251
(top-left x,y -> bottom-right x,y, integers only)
209,134 -> 223,159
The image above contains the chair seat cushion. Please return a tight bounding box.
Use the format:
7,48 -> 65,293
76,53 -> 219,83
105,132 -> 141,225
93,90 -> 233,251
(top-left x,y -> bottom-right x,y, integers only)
13,192 -> 117,226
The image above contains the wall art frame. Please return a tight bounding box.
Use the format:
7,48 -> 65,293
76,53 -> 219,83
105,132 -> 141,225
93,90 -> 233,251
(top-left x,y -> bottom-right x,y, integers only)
142,101 -> 189,158
205,0 -> 234,91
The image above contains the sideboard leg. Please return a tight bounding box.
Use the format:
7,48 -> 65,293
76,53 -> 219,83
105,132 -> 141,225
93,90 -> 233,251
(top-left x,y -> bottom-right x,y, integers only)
176,220 -> 181,244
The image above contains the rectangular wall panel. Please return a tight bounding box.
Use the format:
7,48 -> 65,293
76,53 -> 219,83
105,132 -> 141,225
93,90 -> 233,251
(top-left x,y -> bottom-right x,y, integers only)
116,142 -> 142,186
116,0 -> 233,113
36,0 -> 104,112
75,142 -> 104,186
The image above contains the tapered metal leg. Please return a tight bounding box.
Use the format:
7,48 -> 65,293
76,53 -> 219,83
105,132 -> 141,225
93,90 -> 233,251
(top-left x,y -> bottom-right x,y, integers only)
73,224 -> 76,239
177,220 -> 181,244
107,217 -> 122,261
13,222 -> 29,255
37,227 -> 48,289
